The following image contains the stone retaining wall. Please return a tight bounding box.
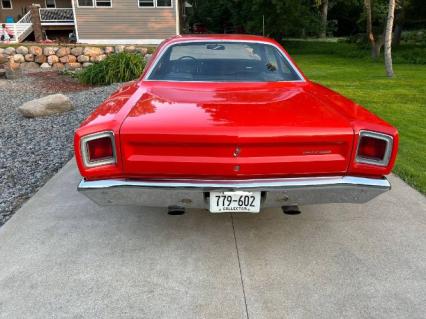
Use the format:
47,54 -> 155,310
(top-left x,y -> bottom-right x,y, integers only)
0,45 -> 152,72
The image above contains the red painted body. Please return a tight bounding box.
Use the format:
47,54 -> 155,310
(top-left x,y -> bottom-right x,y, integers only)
74,35 -> 398,181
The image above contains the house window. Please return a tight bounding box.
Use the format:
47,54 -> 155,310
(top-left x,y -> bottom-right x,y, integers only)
95,0 -> 111,7
77,0 -> 112,7
1,0 -> 12,9
139,0 -> 154,7
78,0 -> 94,7
138,0 -> 172,8
45,0 -> 56,8
156,0 -> 171,7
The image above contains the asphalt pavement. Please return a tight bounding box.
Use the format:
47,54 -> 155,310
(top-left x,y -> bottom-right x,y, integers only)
0,160 -> 425,319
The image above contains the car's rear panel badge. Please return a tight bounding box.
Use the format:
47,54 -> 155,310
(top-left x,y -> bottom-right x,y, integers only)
233,146 -> 241,157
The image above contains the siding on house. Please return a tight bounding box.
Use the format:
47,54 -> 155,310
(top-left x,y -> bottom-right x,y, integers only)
0,0 -> 71,22
73,0 -> 177,43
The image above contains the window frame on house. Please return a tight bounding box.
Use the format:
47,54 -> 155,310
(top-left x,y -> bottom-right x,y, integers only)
138,0 -> 172,9
45,0 -> 56,8
1,0 -> 13,10
77,0 -> 112,8
95,0 -> 112,7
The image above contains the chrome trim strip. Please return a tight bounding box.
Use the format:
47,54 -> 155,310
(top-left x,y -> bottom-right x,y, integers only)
356,130 -> 393,167
80,131 -> 117,168
78,175 -> 391,207
79,176 -> 390,191
144,39 -> 306,82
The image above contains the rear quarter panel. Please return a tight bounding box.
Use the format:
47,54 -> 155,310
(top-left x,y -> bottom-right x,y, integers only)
308,83 -> 399,176
74,82 -> 144,180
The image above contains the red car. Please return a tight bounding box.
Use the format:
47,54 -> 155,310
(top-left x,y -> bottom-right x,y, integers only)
75,34 -> 398,214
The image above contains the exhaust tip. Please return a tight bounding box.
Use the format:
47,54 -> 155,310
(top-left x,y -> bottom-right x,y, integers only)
282,205 -> 301,215
168,206 -> 186,215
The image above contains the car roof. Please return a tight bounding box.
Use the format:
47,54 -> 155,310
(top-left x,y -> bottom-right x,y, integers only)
164,34 -> 279,45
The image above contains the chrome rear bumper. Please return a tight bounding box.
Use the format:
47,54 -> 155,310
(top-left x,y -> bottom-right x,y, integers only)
78,176 -> 391,208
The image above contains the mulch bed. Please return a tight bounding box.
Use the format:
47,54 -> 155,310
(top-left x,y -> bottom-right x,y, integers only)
26,71 -> 94,93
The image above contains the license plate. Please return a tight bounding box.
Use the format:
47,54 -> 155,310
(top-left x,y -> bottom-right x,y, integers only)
209,191 -> 261,213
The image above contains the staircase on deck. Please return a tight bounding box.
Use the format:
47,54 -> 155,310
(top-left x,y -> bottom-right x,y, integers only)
7,11 -> 33,43
6,8 -> 74,43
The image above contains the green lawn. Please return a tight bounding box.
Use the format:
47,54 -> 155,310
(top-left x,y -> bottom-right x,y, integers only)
290,53 -> 426,194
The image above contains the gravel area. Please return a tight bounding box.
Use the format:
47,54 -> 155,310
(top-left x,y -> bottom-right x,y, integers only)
0,73 -> 120,226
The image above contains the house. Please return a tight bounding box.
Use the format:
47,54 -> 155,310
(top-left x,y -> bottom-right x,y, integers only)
1,0 -> 182,44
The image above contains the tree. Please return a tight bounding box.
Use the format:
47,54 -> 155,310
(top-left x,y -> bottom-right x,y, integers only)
364,0 -> 381,58
364,0 -> 374,54
319,0 -> 329,38
393,0 -> 405,46
187,0 -> 322,38
384,0 -> 396,77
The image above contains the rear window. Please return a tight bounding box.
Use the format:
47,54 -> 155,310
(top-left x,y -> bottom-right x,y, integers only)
148,42 -> 302,82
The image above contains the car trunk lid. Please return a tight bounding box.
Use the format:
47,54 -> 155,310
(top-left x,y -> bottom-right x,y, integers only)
119,82 -> 354,179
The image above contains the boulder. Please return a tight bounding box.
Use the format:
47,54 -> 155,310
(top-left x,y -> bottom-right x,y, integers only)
124,45 -> 136,53
71,47 -> 84,56
8,56 -> 20,71
13,54 -> 25,63
16,46 -> 29,55
24,54 -> 34,62
47,55 -> 59,65
65,62 -> 81,70
59,55 -> 69,63
56,47 -> 71,58
40,63 -> 51,70
83,46 -> 104,57
18,94 -> 73,118
0,54 -> 8,64
35,55 -> 47,64
20,62 -> 40,70
82,62 -> 93,68
137,47 -> 148,56
5,68 -> 22,80
29,46 -> 43,56
115,45 -> 125,53
43,47 -> 57,56
91,54 -> 107,62
104,46 -> 114,54
77,55 -> 90,63
67,55 -> 77,63
4,47 -> 16,55
0,48 -> 4,55
52,62 -> 65,70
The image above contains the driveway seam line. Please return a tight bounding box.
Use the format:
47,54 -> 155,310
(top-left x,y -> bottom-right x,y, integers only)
231,213 -> 250,319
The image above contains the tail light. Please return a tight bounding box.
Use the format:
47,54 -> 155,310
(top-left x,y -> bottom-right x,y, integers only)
356,131 -> 393,166
81,132 -> 116,168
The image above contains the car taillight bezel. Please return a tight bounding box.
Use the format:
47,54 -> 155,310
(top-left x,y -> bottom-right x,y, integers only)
356,130 -> 393,167
81,131 -> 116,168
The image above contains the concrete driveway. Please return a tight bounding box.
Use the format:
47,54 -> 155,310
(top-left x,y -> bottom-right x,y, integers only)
0,160 -> 425,319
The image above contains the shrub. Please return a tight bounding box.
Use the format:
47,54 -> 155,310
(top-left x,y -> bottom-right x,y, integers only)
78,52 -> 146,85
283,39 -> 426,64
393,47 -> 426,64
283,40 -> 368,59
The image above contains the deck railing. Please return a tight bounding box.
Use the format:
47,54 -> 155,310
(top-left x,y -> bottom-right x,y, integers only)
3,8 -> 74,43
17,10 -> 32,24
39,8 -> 74,24
6,11 -> 33,43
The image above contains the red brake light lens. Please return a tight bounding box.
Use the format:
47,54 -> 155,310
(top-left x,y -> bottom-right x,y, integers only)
356,131 -> 393,167
358,136 -> 387,161
87,137 -> 113,161
81,132 -> 116,168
